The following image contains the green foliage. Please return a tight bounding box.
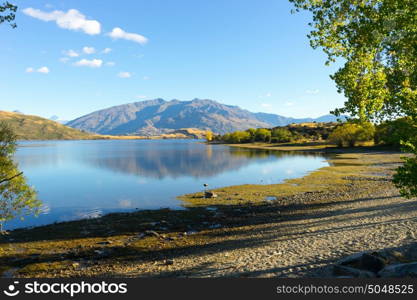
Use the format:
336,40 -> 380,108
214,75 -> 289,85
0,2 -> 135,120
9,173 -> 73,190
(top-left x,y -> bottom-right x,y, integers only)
0,1 -> 17,28
246,128 -> 256,142
271,128 -> 293,143
290,0 -> 417,121
205,130 -> 213,142
221,131 -> 251,143
217,123 -> 339,144
0,121 -> 17,156
290,0 -> 417,197
254,128 -> 271,142
355,121 -> 376,142
0,122 -> 41,230
329,124 -> 360,147
329,122 -> 375,147
393,138 -> 417,198
375,117 -> 417,147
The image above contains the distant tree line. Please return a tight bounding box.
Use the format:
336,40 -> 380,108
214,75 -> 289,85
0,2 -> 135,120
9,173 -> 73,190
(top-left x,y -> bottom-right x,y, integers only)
212,123 -> 336,144
211,118 -> 415,149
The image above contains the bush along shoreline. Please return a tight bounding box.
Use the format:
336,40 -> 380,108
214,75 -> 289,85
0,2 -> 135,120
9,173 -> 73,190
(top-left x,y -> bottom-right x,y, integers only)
210,118 -> 415,149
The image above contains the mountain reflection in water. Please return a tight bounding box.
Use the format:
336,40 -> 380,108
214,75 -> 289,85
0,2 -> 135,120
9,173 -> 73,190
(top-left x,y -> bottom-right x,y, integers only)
9,140 -> 329,230
83,143 -> 323,179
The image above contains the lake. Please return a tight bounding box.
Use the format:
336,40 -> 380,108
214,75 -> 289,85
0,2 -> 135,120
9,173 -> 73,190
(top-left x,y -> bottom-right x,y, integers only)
6,140 -> 329,230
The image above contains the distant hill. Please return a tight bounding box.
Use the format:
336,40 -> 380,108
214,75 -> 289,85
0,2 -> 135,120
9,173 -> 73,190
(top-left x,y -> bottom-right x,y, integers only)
0,111 -> 208,140
67,98 -> 345,135
49,115 -> 69,124
280,121 -> 339,140
254,112 -> 346,126
0,111 -> 100,140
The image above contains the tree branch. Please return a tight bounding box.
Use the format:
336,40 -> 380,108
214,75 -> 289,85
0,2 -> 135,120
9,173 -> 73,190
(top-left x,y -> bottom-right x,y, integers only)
0,172 -> 23,184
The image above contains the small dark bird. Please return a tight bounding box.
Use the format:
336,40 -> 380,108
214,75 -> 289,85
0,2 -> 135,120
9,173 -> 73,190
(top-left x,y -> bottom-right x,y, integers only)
203,184 -> 208,187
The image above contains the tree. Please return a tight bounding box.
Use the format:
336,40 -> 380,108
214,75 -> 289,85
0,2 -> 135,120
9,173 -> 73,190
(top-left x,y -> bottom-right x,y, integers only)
228,131 -> 251,143
0,2 -> 17,28
329,122 -> 375,147
290,0 -> 417,121
0,122 -> 40,232
290,0 -> 417,197
375,117 -> 417,147
246,128 -> 256,142
393,138 -> 417,198
254,128 -> 272,143
205,130 -> 213,142
271,128 -> 293,143
355,121 -> 376,143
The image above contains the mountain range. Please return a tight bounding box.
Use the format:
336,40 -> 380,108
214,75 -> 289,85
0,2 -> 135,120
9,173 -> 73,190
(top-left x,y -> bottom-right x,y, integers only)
67,99 -> 345,135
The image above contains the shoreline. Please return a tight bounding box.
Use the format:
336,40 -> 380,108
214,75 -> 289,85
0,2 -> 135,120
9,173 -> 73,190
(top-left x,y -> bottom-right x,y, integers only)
17,136 -> 203,142
1,143 -> 416,277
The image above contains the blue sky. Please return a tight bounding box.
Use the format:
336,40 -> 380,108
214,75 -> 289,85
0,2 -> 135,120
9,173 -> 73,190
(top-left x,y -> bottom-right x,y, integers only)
1,0 -> 346,120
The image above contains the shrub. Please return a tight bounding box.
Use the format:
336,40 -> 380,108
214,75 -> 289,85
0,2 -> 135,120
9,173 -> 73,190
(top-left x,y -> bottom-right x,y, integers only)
356,121 -> 376,142
232,131 -> 251,143
220,131 -> 251,143
328,122 -> 375,147
271,128 -> 293,143
246,128 -> 256,142
254,128 -> 271,143
205,131 -> 213,142
375,117 -> 416,147
393,137 -> 417,198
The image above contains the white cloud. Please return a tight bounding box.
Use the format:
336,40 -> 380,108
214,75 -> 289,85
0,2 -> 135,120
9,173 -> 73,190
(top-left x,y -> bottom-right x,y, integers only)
135,95 -> 147,99
74,59 -> 103,68
83,46 -> 96,54
108,27 -> 148,44
142,76 -> 150,80
23,8 -> 101,35
260,103 -> 272,108
305,89 -> 320,95
285,101 -> 294,106
26,66 -> 50,73
102,48 -> 112,54
63,49 -> 79,57
105,61 -> 115,66
60,57 -> 70,63
118,71 -> 132,78
37,66 -> 50,73
258,92 -> 272,98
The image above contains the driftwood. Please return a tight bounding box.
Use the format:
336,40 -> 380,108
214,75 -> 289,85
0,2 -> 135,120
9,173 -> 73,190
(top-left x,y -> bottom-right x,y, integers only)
0,172 -> 23,184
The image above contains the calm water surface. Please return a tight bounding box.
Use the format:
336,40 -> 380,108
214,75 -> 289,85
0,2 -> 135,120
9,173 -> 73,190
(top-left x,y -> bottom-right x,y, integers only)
7,140 -> 329,229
